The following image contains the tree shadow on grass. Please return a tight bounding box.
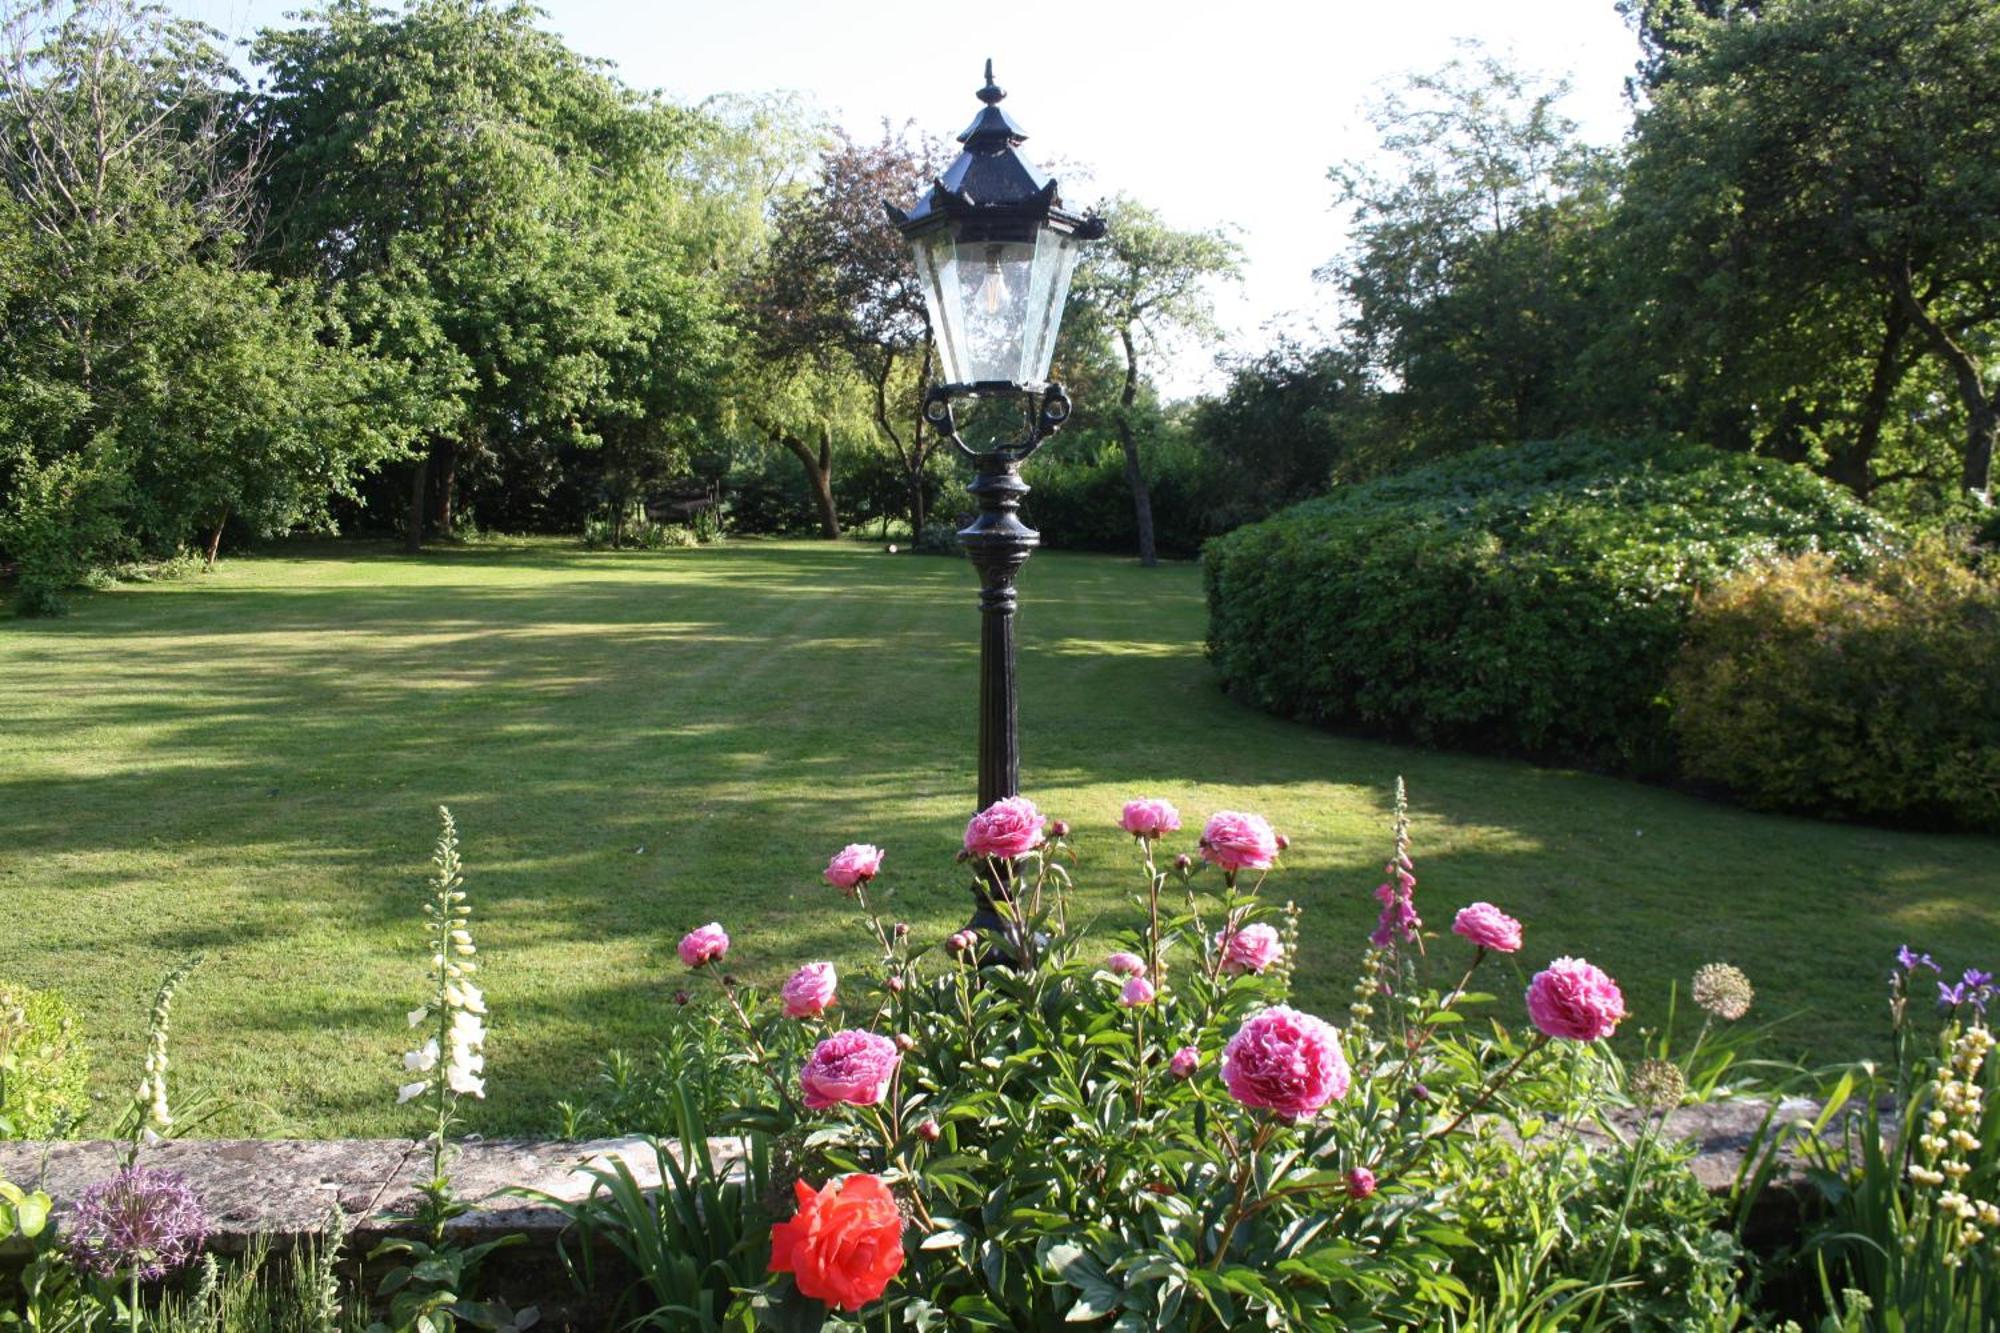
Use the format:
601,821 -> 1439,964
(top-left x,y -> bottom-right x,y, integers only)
4,540 -> 1997,1131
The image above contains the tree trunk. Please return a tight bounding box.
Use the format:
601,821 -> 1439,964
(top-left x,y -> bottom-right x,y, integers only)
1827,296 -> 1911,499
1117,327 -> 1158,567
204,509 -> 228,571
909,470 -> 927,542
435,441 -> 460,536
404,449 -> 429,555
1890,262 -> 1996,498
775,425 -> 841,539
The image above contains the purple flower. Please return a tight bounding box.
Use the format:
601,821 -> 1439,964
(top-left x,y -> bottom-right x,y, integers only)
1964,967 -> 1994,990
65,1167 -> 207,1281
1940,981 -> 1968,1009
1898,946 -> 1939,974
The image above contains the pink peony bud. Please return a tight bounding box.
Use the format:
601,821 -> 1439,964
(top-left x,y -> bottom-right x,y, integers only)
1199,812 -> 1281,872
1120,976 -> 1157,1007
893,921 -> 910,939
917,1119 -> 941,1143
823,844 -> 884,894
1451,902 -> 1523,954
895,1031 -> 916,1052
672,990 -> 691,1006
1174,853 -> 1193,873
1169,1045 -> 1199,1079
1120,798 -> 1182,841
781,962 -> 837,1019
677,922 -> 729,969
799,1029 -> 900,1110
1526,957 -> 1627,1042
1221,1005 -> 1349,1120
1215,922 -> 1284,975
1049,819 -> 1070,839
964,796 -> 1046,860
1105,951 -> 1147,978
1275,833 -> 1291,851
886,974 -> 905,994
1346,1166 -> 1377,1199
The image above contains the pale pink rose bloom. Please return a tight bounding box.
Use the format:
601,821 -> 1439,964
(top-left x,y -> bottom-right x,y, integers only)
782,961 -> 838,1018
964,796 -> 1046,860
1452,902 -> 1523,954
823,844 -> 884,892
1119,798 -> 1182,840
1105,951 -> 1147,978
677,922 -> 729,969
1221,1005 -> 1349,1120
1169,1045 -> 1199,1079
1526,957 -> 1627,1042
799,1029 -> 901,1110
1120,976 -> 1157,1007
1216,922 -> 1284,975
1199,811 -> 1281,872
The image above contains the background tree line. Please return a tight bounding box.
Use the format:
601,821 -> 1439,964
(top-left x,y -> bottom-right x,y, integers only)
3,0 -> 1995,615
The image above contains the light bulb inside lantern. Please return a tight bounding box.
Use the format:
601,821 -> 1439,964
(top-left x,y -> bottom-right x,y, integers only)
978,247 -> 1006,315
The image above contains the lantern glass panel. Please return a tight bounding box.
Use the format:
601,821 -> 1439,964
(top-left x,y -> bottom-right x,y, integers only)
911,223 -> 1081,386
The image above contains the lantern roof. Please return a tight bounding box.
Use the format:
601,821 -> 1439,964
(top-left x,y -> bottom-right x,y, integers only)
886,61 -> 1105,242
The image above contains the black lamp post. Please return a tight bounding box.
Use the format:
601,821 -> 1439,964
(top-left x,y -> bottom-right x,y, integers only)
887,61 -> 1104,931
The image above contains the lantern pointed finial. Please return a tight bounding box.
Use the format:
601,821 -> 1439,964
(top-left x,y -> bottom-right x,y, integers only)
978,59 -> 1004,105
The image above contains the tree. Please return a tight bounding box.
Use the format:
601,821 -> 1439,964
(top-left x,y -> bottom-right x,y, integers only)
1622,0 -> 2000,500
1320,52 -> 1619,464
1069,194 -> 1240,566
0,0 -> 404,608
1189,339 -> 1364,523
253,0 -> 723,551
746,127 -> 946,539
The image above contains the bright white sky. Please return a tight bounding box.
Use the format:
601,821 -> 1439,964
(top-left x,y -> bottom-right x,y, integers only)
166,0 -> 1643,398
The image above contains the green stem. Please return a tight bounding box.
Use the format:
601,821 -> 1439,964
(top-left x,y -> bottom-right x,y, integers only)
130,1269 -> 141,1333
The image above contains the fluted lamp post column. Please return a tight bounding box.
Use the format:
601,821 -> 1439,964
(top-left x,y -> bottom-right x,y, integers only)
886,61 -> 1105,932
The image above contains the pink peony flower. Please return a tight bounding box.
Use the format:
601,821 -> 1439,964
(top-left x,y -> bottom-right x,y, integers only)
782,961 -> 838,1018
964,796 -> 1047,861
1199,811 -> 1281,872
1169,1045 -> 1199,1079
1452,902 -> 1523,954
1120,798 -> 1182,840
678,922 -> 729,969
1346,1166 -> 1377,1199
1222,1005 -> 1349,1120
799,1029 -> 901,1110
1120,976 -> 1157,1007
1105,951 -> 1147,978
823,844 -> 884,893
1526,957 -> 1627,1042
1216,922 -> 1285,975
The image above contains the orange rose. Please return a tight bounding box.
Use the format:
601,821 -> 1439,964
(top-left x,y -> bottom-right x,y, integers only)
768,1173 -> 905,1312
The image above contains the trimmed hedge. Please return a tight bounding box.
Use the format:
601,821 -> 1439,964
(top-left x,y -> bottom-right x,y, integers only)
1202,437 -> 1895,769
1672,545 -> 2000,831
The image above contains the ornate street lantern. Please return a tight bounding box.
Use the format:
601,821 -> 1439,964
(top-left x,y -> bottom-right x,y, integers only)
887,61 -> 1104,931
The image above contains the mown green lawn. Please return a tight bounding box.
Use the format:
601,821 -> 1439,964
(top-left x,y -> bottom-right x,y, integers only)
2,538 -> 1995,1136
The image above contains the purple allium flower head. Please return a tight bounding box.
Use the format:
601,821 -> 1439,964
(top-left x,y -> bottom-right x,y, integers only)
1898,946 -> 1939,974
65,1167 -> 206,1281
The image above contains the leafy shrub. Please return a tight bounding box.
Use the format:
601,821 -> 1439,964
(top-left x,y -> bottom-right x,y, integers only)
1672,544 -> 2000,830
1022,438 -> 1222,559
0,451 -> 131,616
0,980 -> 89,1138
1203,436 -> 1895,769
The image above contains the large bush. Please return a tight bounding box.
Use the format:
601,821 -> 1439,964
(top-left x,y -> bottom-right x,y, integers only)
1672,545 -> 2000,831
1202,436 -> 1894,768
